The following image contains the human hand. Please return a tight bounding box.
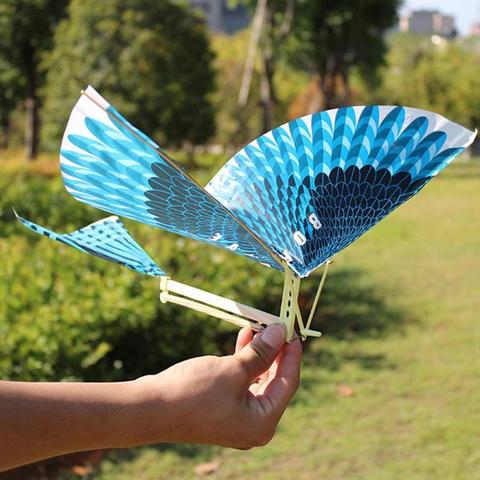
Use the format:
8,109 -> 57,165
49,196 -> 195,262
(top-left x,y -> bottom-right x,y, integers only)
133,324 -> 302,449
0,324 -> 301,471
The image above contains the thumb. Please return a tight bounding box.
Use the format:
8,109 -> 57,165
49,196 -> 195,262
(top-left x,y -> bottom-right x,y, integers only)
236,324 -> 286,381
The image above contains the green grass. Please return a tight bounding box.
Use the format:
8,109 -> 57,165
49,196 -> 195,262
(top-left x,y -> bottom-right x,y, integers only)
89,161 -> 480,480
37,160 -> 480,479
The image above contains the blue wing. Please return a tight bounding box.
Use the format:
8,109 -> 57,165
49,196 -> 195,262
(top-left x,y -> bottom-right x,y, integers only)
206,106 -> 476,277
59,86 -> 282,271
15,212 -> 165,277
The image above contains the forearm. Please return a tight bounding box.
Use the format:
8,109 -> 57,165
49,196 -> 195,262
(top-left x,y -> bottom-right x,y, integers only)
0,325 -> 301,470
0,380 -> 149,471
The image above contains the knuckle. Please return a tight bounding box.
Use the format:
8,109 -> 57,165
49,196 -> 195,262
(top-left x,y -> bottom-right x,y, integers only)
252,425 -> 275,447
254,429 -> 274,447
235,424 -> 274,449
236,356 -> 253,379
250,343 -> 271,368
235,443 -> 254,451
232,434 -> 256,450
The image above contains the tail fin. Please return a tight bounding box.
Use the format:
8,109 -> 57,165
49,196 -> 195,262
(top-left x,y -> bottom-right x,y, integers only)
14,210 -> 165,277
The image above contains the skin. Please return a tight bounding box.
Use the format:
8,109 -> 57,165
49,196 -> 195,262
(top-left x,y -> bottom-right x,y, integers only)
0,324 -> 302,472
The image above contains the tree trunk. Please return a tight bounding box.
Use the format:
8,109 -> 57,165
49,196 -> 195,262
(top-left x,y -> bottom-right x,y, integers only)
0,117 -> 10,150
238,0 -> 267,107
312,53 -> 344,112
308,76 -> 323,113
323,74 -> 337,110
24,46 -> 39,160
341,70 -> 352,105
259,48 -> 275,132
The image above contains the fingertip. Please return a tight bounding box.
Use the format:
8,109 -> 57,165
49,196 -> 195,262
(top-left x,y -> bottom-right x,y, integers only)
259,324 -> 286,350
275,338 -> 302,385
235,327 -> 253,353
284,337 -> 303,357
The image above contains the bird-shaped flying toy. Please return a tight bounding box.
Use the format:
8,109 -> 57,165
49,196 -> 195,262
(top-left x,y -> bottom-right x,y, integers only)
16,86 -> 476,341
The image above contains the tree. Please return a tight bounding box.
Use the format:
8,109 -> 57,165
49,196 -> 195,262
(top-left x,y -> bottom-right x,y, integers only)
211,29 -> 309,147
376,33 -> 480,131
41,0 -> 216,151
235,0 -> 398,129
0,0 -> 67,159
237,0 -> 296,132
0,57 -> 22,149
295,0 -> 400,111
212,30 -> 263,147
257,0 -> 295,131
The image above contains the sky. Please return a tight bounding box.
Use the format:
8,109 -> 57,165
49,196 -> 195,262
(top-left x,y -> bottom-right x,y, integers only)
402,0 -> 480,35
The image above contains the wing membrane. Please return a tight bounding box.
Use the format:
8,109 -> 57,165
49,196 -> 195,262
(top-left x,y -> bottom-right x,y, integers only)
15,212 -> 164,277
206,106 -> 476,277
59,86 -> 282,271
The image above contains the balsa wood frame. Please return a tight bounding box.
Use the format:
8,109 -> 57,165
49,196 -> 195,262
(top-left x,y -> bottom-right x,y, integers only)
159,262 -> 331,342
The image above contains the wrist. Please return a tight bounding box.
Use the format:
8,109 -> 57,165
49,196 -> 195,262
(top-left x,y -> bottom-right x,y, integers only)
73,380 -> 145,450
124,374 -> 175,447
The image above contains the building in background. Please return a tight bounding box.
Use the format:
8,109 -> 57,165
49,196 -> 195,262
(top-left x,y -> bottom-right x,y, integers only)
189,0 -> 250,34
399,9 -> 457,38
470,22 -> 480,36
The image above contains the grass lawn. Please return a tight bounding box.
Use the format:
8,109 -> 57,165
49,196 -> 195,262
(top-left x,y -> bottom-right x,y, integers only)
75,159 -> 479,480
90,161 -> 480,480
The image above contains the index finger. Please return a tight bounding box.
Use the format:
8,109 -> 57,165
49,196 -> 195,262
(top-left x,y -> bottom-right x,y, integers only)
235,327 -> 253,353
261,338 -> 302,414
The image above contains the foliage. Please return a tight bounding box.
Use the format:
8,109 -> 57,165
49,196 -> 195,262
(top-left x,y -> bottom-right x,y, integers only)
211,30 -> 309,146
210,30 -> 263,146
230,0 -> 399,122
291,0 -> 400,109
0,0 -> 65,61
374,33 -> 480,130
0,56 -> 23,148
0,154 -> 288,382
83,161 -> 480,479
0,0 -> 68,158
40,0 -> 216,151
234,0 -> 296,131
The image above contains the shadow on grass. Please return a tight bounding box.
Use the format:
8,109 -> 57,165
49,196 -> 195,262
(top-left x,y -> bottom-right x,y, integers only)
106,267 -> 414,467
301,266 -> 413,342
293,266 -> 413,406
111,443 -> 216,462
2,266 -> 415,479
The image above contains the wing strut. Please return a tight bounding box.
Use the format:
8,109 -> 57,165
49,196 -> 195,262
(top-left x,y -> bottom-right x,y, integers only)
159,261 -> 325,342
304,260 -> 332,335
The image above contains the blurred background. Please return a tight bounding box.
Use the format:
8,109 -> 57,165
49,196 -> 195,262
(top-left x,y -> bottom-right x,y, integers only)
0,0 -> 479,478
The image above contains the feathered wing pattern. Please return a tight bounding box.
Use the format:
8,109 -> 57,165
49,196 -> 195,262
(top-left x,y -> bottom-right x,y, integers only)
207,105 -> 476,277
15,212 -> 165,277
35,88 -> 476,279
58,86 -> 282,271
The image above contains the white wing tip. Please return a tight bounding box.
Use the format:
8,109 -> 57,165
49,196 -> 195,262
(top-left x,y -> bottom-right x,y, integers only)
81,85 -> 110,110
467,128 -> 478,148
